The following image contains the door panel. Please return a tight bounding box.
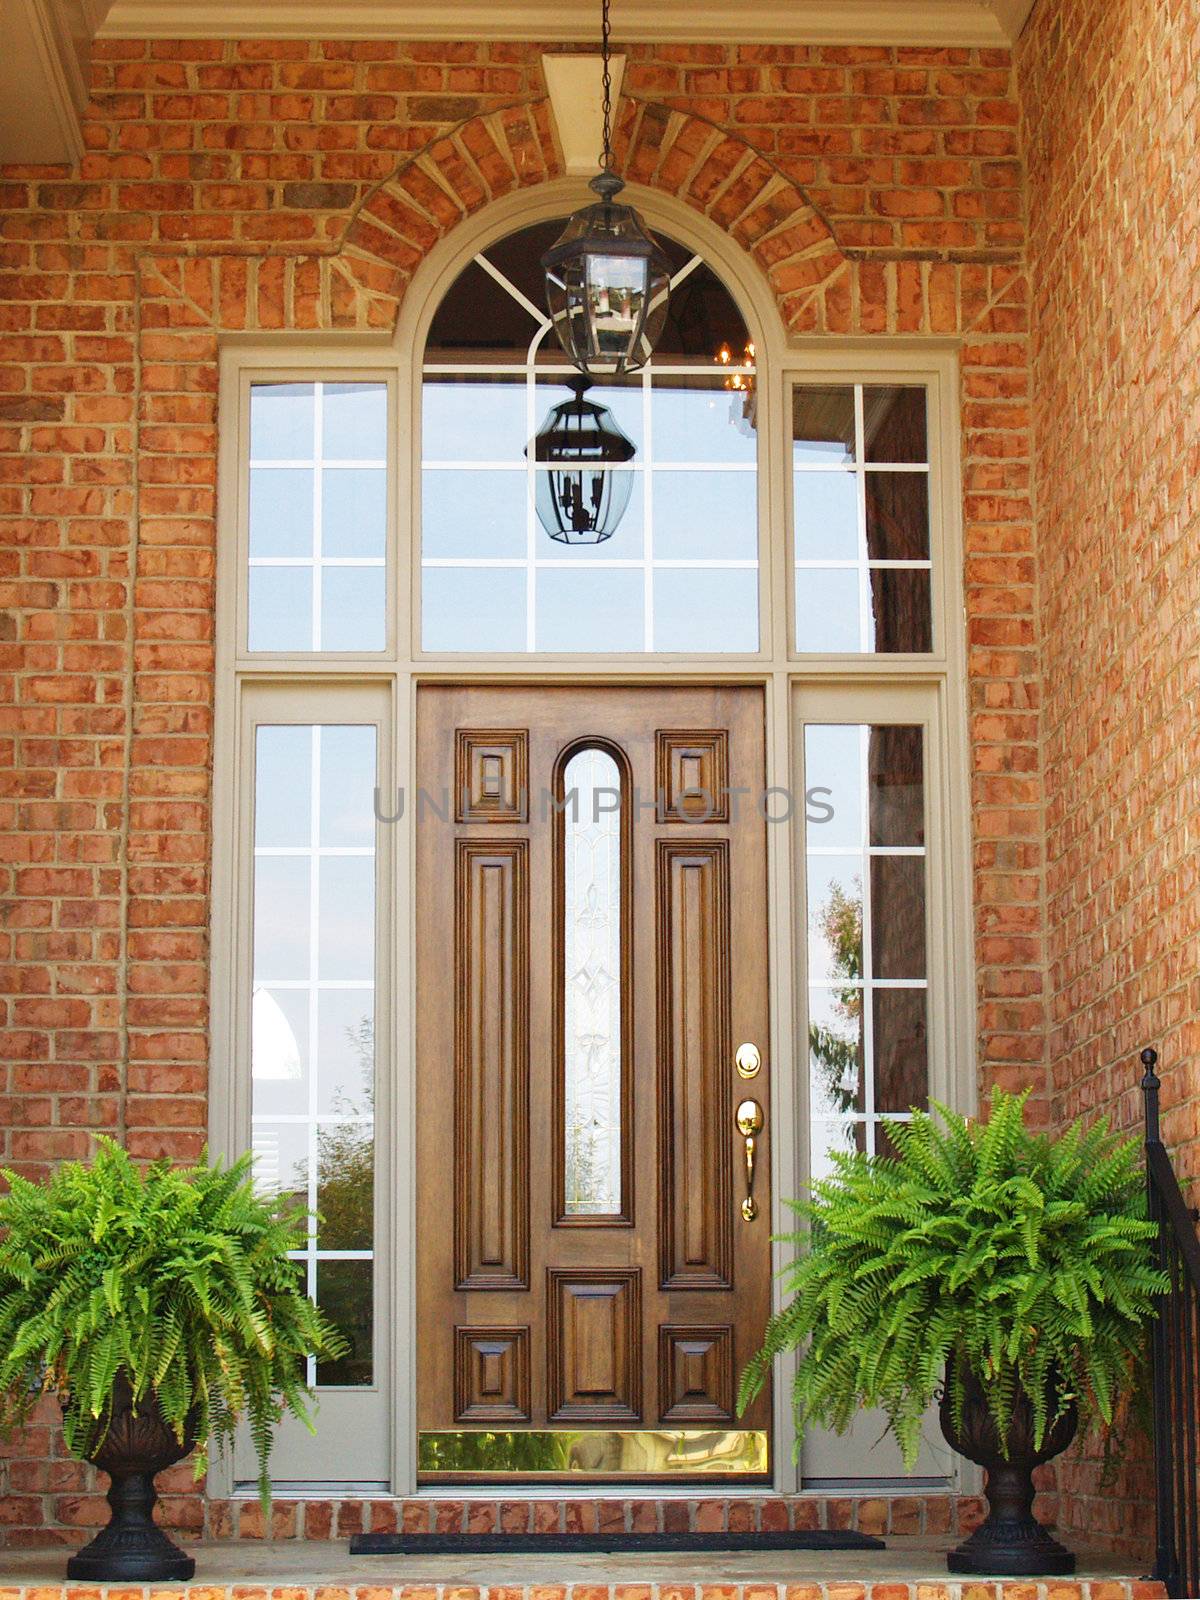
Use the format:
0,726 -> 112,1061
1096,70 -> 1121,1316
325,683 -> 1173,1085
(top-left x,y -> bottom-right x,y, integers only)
453,839 -> 529,1290
416,685 -> 770,1480
657,840 -> 733,1290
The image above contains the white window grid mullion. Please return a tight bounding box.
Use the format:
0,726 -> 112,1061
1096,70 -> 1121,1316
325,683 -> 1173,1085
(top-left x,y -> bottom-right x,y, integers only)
421,461 -> 756,472
792,462 -> 929,474
642,364 -> 654,651
809,978 -> 929,990
254,978 -> 374,990
270,1114 -> 374,1126
255,845 -> 374,857
790,384 -> 932,659
423,362 -> 743,378
289,1249 -> 373,1261
251,459 -> 387,471
305,724 -> 321,1385
854,385 -> 872,656
524,331 -> 541,652
807,844 -> 926,856
482,248 -> 551,333
420,558 -> 759,570
311,384 -> 325,652
816,1111 -> 919,1127
794,560 -> 932,571
249,558 -> 385,569
857,724 -> 877,1155
419,256 -> 764,655
805,717 -> 929,1172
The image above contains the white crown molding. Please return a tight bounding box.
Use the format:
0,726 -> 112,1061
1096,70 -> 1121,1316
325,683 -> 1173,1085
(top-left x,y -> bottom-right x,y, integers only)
0,0 -> 103,164
990,0 -> 1038,40
96,0 -> 1023,48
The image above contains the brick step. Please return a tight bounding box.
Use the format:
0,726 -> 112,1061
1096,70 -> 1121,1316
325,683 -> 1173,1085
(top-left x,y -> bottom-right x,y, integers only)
0,1541 -> 1168,1600
0,1577 -> 1170,1600
202,1496 -> 992,1542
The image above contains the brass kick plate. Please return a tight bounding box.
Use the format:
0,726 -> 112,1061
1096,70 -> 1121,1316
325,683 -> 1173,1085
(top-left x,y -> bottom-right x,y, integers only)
418,1429 -> 769,1478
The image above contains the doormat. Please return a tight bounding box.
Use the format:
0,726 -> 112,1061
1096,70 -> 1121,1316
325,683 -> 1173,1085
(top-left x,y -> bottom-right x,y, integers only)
350,1529 -> 886,1555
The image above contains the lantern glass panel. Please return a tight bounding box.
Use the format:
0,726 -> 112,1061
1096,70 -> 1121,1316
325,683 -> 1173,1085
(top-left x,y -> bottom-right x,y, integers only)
584,252 -> 649,364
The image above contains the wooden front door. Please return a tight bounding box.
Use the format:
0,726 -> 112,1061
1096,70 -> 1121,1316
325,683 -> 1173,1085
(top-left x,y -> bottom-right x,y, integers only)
415,685 -> 771,1480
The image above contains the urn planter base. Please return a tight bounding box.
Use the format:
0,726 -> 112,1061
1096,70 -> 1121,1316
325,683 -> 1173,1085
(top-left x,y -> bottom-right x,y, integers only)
64,1373 -> 198,1583
946,1465 -> 1075,1575
940,1368 -> 1077,1578
66,1474 -> 196,1582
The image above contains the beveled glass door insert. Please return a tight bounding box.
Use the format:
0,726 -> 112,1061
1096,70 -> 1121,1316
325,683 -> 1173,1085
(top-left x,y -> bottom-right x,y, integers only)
557,744 -> 630,1222
414,685 -> 771,1479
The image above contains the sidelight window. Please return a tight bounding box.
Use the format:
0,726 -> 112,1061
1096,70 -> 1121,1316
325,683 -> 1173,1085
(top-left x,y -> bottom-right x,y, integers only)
250,722 -> 378,1387
803,722 -> 929,1184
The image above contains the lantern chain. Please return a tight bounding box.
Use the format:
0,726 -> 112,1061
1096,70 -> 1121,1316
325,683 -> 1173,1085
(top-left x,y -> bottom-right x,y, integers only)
599,0 -> 613,172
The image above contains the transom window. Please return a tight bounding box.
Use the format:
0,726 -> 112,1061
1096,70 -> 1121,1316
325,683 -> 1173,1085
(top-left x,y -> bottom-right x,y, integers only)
420,220 -> 760,654
792,384 -> 933,653
247,381 -> 388,653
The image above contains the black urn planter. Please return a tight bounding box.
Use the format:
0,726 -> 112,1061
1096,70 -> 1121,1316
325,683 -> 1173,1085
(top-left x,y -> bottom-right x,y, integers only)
64,1373 -> 199,1582
939,1365 -> 1077,1576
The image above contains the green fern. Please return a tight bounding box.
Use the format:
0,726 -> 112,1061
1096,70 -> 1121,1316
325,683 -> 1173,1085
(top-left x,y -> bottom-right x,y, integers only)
0,1139 -> 345,1511
739,1089 -> 1168,1468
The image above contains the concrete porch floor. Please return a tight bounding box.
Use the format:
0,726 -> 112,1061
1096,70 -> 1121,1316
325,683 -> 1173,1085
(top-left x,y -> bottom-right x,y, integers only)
0,1538 -> 1164,1597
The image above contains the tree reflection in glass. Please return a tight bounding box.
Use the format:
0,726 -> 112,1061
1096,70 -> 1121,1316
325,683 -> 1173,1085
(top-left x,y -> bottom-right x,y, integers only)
809,876 -> 864,1117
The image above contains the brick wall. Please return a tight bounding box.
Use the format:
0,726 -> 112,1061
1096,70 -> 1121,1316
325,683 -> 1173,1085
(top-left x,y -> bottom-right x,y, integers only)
1017,0 -> 1200,1562
0,36 -> 1046,1545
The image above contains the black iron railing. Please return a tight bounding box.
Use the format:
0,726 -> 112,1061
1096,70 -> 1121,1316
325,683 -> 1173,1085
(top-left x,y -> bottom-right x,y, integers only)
1143,1046 -> 1200,1598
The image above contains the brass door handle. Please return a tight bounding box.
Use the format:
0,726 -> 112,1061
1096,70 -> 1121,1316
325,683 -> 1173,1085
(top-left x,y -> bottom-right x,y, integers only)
736,1098 -> 764,1221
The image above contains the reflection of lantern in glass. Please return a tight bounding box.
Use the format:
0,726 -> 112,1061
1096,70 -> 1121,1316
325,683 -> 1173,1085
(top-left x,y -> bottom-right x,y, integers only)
540,0 -> 671,377
527,377 -> 636,546
716,339 -> 756,393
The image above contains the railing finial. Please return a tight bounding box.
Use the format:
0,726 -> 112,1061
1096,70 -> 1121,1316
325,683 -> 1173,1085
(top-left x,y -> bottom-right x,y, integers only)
1142,1046 -> 1161,1146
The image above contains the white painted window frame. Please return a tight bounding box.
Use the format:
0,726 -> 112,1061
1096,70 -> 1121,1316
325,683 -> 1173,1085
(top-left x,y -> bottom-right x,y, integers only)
210,181 -> 976,1500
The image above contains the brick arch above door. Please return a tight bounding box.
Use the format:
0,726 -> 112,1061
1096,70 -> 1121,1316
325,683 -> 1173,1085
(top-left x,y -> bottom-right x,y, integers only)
136,93 -> 1029,344
337,95 -> 851,334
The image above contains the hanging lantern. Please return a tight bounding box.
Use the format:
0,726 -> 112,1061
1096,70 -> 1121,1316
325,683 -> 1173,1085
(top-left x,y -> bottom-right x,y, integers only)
541,0 -> 671,378
527,377 -> 635,545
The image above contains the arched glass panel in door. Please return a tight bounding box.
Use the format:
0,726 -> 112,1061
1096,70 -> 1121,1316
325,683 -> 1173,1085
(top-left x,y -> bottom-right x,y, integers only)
558,744 -> 629,1221
421,220 -> 760,653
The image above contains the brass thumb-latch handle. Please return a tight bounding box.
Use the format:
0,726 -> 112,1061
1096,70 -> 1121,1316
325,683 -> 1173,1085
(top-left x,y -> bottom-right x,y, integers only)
736,1097 -> 764,1221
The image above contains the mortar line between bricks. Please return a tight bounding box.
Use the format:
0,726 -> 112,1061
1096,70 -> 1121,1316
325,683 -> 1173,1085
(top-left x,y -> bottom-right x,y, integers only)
114,221 -> 146,1153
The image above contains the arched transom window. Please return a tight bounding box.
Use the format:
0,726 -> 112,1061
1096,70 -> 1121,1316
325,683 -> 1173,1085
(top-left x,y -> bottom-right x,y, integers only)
420,220 -> 761,654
